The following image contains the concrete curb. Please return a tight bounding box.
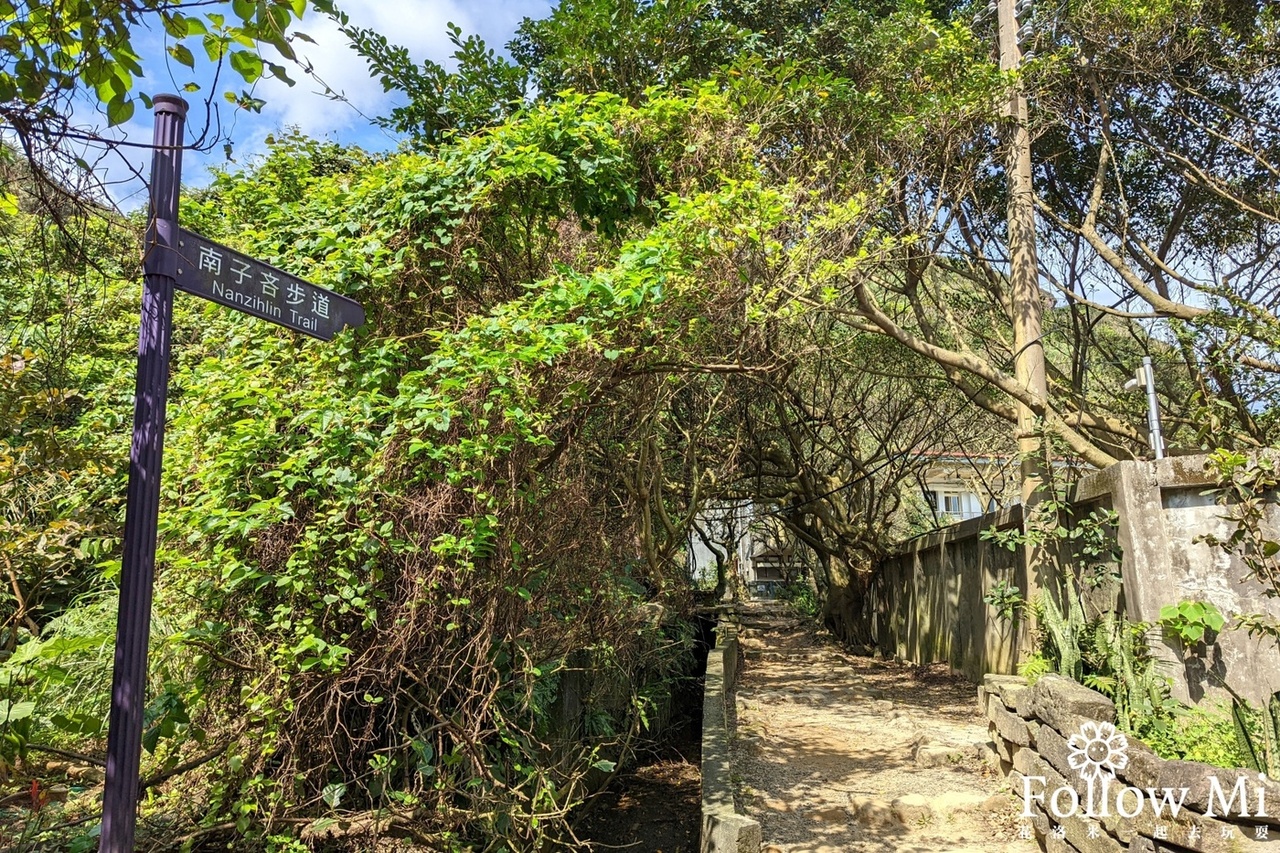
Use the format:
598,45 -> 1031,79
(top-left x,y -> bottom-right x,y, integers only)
700,622 -> 761,853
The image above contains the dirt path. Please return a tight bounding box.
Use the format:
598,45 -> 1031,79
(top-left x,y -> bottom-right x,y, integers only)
730,601 -> 1037,853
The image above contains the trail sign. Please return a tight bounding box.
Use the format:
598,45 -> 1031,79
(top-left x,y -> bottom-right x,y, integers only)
173,229 -> 364,341
99,95 -> 364,853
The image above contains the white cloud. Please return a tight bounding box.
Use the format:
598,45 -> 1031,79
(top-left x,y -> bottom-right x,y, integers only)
253,1 -> 473,140
74,0 -> 556,207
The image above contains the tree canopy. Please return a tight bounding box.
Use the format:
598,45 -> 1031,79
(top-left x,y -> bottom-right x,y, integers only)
1,0 -> 1278,848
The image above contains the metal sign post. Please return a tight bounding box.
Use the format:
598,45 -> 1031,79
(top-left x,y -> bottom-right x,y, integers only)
99,94 -> 364,852
100,93 -> 186,853
1141,356 -> 1165,459
1123,356 -> 1166,460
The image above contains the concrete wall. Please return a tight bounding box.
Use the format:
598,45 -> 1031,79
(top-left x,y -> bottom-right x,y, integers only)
861,504 -> 1031,682
700,622 -> 761,853
864,455 -> 1280,706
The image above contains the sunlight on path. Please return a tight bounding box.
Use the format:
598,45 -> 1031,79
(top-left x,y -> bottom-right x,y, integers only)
730,601 -> 1039,853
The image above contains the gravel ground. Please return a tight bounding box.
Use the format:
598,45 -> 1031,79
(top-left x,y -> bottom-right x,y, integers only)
730,601 -> 1039,853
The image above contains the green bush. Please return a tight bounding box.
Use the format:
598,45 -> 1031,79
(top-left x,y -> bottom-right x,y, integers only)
777,579 -> 818,617
1136,701 -> 1251,768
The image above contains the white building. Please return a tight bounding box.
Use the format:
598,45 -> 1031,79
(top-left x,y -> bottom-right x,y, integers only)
919,452 -> 1017,523
687,501 -> 802,598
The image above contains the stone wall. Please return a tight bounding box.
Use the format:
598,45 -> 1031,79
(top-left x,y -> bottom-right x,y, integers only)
978,673 -> 1280,853
864,455 -> 1280,706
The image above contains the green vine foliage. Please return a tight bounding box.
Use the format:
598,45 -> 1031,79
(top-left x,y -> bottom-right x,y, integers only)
982,580 -> 1022,623
1197,449 -> 1280,776
155,90 -> 776,847
0,204 -> 138,650
1158,599 -> 1226,646
5,87 -> 794,850
0,85 -> 804,848
1198,449 -> 1280,642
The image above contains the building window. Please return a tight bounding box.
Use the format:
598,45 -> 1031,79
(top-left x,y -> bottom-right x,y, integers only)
925,488 -> 982,522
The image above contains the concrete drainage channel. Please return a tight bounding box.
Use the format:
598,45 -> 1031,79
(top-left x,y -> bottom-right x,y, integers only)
575,611 -> 712,850
700,618 -> 762,853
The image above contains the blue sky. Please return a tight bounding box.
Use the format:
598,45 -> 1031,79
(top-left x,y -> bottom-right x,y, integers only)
83,1 -> 555,211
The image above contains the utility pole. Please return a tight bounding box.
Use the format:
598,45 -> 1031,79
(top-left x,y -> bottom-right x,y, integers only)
997,0 -> 1049,507
997,0 -> 1051,624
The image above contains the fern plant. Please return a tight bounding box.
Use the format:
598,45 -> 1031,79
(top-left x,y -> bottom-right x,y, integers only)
1232,691 -> 1280,777
1017,652 -> 1053,682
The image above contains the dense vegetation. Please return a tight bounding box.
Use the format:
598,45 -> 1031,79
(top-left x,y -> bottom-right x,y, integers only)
2,0 -> 1278,849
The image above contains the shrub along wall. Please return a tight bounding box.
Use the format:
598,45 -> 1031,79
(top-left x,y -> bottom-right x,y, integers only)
978,673 -> 1280,853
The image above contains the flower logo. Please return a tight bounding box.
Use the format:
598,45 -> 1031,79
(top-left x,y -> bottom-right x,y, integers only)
1067,721 -> 1129,781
